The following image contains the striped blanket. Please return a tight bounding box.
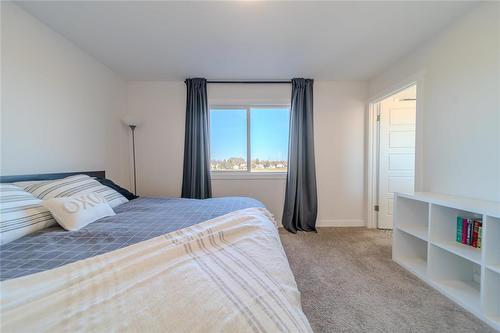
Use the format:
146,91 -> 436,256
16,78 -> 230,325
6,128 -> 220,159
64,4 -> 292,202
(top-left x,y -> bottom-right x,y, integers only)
0,208 -> 312,333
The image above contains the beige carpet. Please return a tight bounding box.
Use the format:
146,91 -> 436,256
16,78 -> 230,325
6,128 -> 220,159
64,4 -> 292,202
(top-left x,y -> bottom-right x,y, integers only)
279,227 -> 495,333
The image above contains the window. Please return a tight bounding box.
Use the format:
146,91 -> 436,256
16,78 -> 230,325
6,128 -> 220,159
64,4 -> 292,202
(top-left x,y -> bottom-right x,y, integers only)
210,106 -> 290,173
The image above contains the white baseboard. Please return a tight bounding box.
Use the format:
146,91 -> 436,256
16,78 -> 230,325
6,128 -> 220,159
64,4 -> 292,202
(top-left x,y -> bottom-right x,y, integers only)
316,219 -> 365,227
277,219 -> 365,228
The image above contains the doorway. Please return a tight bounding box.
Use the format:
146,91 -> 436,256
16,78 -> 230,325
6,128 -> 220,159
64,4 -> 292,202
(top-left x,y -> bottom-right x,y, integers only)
371,84 -> 417,229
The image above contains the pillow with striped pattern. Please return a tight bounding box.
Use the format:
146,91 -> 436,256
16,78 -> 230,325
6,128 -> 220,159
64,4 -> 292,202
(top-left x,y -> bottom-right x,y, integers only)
17,175 -> 128,209
0,184 -> 56,245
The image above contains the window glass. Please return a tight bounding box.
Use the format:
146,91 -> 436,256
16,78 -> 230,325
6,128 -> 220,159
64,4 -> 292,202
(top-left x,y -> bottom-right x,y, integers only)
210,109 -> 247,171
250,108 -> 289,172
210,106 -> 289,173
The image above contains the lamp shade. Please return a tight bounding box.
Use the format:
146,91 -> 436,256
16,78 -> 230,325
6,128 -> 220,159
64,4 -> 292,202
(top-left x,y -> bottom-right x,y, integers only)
121,115 -> 140,127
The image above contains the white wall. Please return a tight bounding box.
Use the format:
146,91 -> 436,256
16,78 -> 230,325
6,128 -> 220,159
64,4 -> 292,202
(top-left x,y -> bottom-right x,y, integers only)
126,81 -> 367,226
315,82 -> 367,226
368,2 -> 500,202
126,81 -> 186,197
1,2 -> 129,186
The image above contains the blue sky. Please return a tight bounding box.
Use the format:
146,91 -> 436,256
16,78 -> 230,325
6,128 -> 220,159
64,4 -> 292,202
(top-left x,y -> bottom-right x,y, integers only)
210,108 -> 289,161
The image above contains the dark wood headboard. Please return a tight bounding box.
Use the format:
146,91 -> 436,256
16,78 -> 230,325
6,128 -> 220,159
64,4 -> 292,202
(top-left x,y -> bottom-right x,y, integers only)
0,171 -> 105,183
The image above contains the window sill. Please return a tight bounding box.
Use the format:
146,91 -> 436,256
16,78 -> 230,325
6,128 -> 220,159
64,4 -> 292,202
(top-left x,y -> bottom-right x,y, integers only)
211,172 -> 287,180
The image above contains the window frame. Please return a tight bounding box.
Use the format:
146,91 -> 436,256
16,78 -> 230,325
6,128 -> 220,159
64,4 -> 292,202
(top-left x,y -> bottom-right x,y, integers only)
209,104 -> 290,179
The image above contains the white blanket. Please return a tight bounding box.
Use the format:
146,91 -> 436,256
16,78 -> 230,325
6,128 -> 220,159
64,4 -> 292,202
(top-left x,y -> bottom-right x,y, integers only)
1,208 -> 312,333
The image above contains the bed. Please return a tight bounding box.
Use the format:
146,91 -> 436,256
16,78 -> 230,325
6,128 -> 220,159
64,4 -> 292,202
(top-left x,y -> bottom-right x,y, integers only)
0,171 -> 312,332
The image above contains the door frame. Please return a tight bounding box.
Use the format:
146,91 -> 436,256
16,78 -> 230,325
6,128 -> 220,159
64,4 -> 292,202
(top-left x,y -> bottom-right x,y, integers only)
366,72 -> 425,229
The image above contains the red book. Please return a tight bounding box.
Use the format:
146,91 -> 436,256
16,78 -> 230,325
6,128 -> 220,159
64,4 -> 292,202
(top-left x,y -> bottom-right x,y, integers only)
472,220 -> 479,248
461,218 -> 468,244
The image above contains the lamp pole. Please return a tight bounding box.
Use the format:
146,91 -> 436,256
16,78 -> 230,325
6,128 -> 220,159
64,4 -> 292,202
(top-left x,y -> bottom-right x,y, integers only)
130,125 -> 137,195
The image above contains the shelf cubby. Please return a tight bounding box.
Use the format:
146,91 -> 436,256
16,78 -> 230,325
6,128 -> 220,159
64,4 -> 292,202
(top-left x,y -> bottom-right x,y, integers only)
394,196 -> 429,241
429,204 -> 482,264
429,244 -> 481,310
483,268 -> 500,326
393,192 -> 500,331
484,216 -> 500,271
393,229 -> 427,278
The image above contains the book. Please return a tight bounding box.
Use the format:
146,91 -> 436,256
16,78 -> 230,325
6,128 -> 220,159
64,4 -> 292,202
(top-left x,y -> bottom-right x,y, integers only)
478,226 -> 482,248
472,220 -> 480,248
466,218 -> 473,245
461,218 -> 468,244
456,216 -> 463,243
456,215 -> 482,248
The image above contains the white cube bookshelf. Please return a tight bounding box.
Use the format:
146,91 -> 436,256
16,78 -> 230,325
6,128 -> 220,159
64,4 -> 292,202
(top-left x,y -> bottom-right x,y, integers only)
393,192 -> 500,331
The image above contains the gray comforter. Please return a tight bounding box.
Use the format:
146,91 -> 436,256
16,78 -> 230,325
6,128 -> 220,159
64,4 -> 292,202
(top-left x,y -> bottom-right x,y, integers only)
0,197 -> 264,281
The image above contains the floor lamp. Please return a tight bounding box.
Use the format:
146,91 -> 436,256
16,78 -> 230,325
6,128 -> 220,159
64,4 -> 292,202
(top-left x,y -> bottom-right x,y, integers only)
122,116 -> 139,195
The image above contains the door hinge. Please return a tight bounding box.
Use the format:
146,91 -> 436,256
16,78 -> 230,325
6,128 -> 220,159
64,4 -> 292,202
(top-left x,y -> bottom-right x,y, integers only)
376,114 -> 381,122
374,205 -> 379,212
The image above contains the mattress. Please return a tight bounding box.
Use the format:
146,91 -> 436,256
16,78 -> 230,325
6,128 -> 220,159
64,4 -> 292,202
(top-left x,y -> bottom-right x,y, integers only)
0,196 -> 263,281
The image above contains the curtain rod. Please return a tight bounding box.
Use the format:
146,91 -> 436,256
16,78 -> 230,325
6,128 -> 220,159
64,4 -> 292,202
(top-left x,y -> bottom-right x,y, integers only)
206,80 -> 291,84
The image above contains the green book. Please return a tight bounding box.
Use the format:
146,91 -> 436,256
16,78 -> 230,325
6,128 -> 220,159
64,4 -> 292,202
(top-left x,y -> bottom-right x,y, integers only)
456,216 -> 463,243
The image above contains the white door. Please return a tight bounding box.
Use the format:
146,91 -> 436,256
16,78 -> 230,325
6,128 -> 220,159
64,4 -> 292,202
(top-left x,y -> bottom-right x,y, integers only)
378,85 -> 416,229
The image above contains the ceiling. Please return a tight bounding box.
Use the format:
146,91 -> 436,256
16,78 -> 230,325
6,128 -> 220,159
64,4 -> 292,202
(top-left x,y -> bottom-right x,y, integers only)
16,1 -> 478,81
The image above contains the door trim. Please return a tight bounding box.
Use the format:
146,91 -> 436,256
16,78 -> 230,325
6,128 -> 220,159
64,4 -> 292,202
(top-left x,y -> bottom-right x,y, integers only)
366,102 -> 380,229
366,75 -> 423,229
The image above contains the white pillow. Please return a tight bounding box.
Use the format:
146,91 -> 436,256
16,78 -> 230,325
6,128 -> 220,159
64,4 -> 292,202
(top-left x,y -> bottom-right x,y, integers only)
9,180 -> 45,188
17,174 -> 128,208
42,193 -> 115,231
0,184 -> 56,245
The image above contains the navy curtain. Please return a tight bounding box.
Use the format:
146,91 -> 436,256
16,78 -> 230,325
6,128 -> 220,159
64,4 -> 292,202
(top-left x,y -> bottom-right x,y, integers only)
181,78 -> 212,199
282,78 -> 318,233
